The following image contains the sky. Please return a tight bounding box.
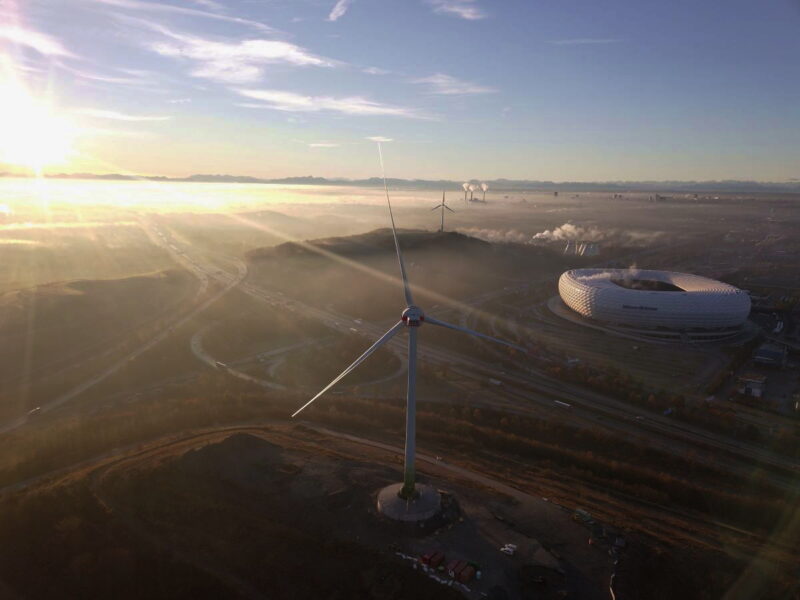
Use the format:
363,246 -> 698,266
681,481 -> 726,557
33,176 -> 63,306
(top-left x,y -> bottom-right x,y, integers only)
1,0 -> 799,181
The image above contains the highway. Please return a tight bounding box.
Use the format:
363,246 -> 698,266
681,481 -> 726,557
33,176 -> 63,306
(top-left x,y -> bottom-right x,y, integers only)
0,222 -> 247,435
149,222 -> 796,487
230,273 -> 800,482
3,222 -> 795,493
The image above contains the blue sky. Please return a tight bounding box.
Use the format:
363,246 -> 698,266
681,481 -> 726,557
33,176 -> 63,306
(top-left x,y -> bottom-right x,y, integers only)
1,0 -> 799,180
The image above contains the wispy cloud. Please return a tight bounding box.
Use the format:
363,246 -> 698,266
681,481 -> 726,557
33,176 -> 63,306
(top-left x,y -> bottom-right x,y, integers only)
0,25 -> 75,57
187,0 -> 224,9
328,0 -> 353,21
413,73 -> 496,95
88,0 -> 274,33
309,142 -> 340,148
548,38 -> 622,45
426,0 -> 486,20
84,126 -> 159,138
363,66 -> 390,75
61,65 -> 151,86
168,98 -> 192,104
75,108 -> 172,121
236,89 -> 427,118
144,24 -> 334,84
366,136 -> 392,142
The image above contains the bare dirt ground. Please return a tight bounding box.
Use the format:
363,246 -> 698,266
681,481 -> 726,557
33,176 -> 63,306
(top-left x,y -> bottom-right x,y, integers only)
89,424 -> 613,600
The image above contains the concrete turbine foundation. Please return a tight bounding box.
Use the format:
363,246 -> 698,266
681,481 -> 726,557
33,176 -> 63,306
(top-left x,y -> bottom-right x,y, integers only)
377,483 -> 441,522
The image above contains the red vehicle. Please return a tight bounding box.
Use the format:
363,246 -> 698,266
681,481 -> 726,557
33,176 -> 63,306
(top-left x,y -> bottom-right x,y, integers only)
447,560 -> 468,579
458,565 -> 476,583
420,551 -> 445,568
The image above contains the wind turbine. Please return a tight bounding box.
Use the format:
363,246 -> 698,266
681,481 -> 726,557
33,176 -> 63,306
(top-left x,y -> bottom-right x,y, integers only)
481,182 -> 489,203
292,146 -> 523,507
431,191 -> 455,232
461,182 -> 470,206
468,183 -> 477,202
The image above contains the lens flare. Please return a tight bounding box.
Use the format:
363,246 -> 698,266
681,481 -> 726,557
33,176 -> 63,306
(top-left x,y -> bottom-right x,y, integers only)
0,61 -> 79,175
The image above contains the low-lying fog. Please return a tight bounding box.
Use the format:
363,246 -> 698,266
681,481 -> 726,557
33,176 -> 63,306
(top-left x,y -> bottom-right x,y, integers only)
1,177 -> 798,292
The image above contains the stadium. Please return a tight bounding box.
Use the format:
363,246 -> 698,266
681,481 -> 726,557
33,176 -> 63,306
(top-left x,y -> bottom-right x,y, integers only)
557,269 -> 752,342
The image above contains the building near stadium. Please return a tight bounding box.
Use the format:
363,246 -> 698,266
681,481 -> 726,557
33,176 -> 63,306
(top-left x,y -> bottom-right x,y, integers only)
557,269 -> 751,341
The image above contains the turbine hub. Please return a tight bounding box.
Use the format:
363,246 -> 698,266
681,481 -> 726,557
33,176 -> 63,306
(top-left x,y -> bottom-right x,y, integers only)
401,305 -> 424,327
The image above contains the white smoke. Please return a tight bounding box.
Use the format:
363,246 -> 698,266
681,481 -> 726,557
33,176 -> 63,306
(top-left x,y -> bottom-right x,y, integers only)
463,223 -> 662,247
531,222 -> 663,245
458,228 -> 530,244
532,222 -> 604,242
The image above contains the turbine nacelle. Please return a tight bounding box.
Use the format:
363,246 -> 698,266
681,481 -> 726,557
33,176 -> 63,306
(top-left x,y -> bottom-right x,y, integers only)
402,305 -> 425,327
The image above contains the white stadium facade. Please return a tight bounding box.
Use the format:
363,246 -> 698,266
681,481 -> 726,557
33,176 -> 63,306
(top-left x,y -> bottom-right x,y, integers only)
557,269 -> 751,342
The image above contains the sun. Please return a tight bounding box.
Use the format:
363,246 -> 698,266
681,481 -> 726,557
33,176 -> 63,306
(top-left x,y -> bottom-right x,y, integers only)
0,77 -> 79,176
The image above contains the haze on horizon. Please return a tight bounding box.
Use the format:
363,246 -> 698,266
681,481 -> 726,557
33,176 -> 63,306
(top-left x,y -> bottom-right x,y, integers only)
1,0 -> 799,182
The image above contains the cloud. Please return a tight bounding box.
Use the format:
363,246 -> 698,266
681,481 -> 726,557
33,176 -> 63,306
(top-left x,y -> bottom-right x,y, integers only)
168,98 -> 192,104
309,142 -> 340,148
0,25 -> 75,57
236,89 -> 427,118
413,73 -> 496,95
145,25 -> 334,84
187,0 -> 224,9
426,0 -> 486,20
328,0 -> 353,21
366,136 -> 392,142
363,66 -> 390,75
88,0 -> 274,33
83,126 -> 160,138
549,38 -> 622,45
75,108 -> 172,121
60,65 -> 151,86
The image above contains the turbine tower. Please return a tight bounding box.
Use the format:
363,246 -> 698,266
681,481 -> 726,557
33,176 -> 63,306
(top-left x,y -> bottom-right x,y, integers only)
461,182 -> 470,205
481,182 -> 489,202
292,146 -> 522,514
468,183 -> 476,202
431,191 -> 455,232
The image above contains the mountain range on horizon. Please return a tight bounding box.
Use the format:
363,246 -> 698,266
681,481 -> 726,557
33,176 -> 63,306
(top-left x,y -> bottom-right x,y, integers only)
2,171 -> 800,194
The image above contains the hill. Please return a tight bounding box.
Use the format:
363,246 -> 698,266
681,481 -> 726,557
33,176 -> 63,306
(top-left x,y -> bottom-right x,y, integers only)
246,228 -> 489,261
0,270 -> 198,416
0,430 -> 462,600
244,228 -> 575,321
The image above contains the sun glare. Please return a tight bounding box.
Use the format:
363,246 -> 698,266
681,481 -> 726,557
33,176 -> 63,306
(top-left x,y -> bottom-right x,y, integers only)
0,73 -> 78,176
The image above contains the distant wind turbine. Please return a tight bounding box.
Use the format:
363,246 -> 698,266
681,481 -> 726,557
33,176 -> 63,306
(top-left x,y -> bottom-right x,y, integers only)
481,182 -> 489,202
292,146 -> 523,503
462,182 -> 470,205
468,183 -> 477,202
431,191 -> 455,232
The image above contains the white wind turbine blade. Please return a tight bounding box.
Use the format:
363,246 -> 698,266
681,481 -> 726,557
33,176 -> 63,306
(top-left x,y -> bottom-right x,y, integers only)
291,321 -> 404,417
445,205 -> 455,213
377,143 -> 414,306
431,205 -> 441,211
425,315 -> 526,352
